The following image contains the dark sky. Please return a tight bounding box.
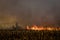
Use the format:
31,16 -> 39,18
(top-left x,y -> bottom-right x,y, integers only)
0,0 -> 60,28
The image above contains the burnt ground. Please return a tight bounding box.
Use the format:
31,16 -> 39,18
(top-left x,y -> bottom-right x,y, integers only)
0,30 -> 60,40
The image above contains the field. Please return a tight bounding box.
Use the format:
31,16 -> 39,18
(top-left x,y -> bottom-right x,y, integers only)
0,30 -> 60,40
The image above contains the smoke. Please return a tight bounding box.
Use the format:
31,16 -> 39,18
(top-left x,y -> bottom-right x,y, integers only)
0,0 -> 60,28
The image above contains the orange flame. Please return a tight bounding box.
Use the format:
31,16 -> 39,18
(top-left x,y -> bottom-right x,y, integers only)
26,25 -> 60,31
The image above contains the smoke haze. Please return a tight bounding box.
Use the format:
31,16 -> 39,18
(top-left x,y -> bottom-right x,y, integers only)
0,0 -> 60,28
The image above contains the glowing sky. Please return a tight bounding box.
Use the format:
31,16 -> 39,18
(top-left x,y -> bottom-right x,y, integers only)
0,0 -> 60,28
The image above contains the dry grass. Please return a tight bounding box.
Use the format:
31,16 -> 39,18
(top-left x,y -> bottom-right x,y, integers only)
0,30 -> 60,40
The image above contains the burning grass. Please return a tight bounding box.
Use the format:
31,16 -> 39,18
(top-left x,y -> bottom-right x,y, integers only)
26,25 -> 60,31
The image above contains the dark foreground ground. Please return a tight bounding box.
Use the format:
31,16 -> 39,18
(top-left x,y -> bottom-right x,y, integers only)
0,30 -> 60,40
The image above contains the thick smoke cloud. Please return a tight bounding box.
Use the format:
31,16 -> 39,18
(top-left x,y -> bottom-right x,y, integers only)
0,0 -> 60,28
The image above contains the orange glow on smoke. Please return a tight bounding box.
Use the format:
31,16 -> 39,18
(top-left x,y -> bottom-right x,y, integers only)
26,25 -> 60,31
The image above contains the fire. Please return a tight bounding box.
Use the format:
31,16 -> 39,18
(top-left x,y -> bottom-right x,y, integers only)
26,25 -> 60,31
26,25 -> 46,30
